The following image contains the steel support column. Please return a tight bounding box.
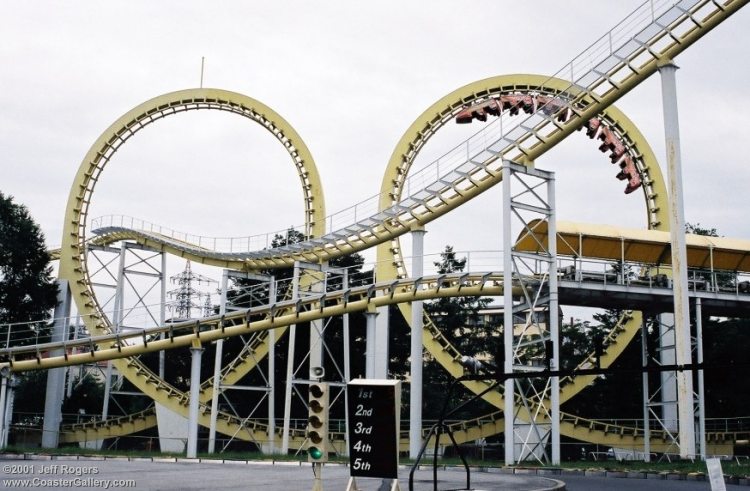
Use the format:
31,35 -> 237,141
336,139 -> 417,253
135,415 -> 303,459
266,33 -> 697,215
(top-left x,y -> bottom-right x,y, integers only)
42,279 -> 71,449
695,297 -> 706,459
0,374 -> 7,448
208,269 -> 230,454
502,161 -> 558,465
0,376 -> 12,448
100,243 -> 167,424
373,306 -> 390,379
210,269 -> 274,454
409,226 -> 426,459
641,318 -> 651,462
282,262 -> 332,454
102,245 -> 126,421
644,313 -> 681,454
159,252 -> 167,379
281,262 -> 301,455
267,278 -> 277,455
365,307 -> 378,378
503,164 -> 514,466
101,361 -> 113,421
659,60 -> 695,458
187,340 -> 204,458
548,171 -> 560,466
100,242 -> 125,420
309,264 -> 326,372
342,269 -> 351,457
659,314 -> 678,433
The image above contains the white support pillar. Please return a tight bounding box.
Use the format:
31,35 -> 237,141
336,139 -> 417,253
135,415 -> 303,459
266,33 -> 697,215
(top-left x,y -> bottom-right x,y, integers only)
42,279 -> 71,449
159,252 -> 167,379
309,265 -> 326,371
280,319 -> 296,455
103,245 -> 127,421
641,318 -> 651,462
659,314 -> 678,432
113,245 -> 126,331
373,306 -> 390,379
342,270 -> 351,457
1,376 -> 14,448
187,340 -> 204,458
0,374 -> 7,448
281,263 -> 301,455
207,340 -> 223,454
409,226 -> 426,459
695,298 -> 706,459
101,362 -> 113,421
67,315 -> 80,399
208,269 -> 230,454
365,306 -> 378,378
659,60 -> 695,458
502,163 -> 515,466
267,278 -> 277,455
501,161 -> 557,465
547,175 -> 560,466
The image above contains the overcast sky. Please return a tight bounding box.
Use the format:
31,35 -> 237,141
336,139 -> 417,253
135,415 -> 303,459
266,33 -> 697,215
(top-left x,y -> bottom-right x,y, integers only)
1,1 -> 748,275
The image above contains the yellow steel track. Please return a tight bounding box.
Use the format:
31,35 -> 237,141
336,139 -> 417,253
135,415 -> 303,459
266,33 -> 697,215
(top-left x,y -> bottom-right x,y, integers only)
55,88 -> 326,447
17,0 -> 746,451
18,269 -> 748,453
55,81 -> 660,448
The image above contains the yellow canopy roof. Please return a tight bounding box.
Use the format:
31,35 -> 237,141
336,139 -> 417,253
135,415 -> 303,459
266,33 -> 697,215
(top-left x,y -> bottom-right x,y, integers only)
515,220 -> 750,272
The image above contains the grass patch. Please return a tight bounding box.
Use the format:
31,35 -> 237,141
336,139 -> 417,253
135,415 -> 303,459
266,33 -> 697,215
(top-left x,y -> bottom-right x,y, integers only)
2,445 -> 186,459
0,446 -> 322,463
488,458 -> 750,477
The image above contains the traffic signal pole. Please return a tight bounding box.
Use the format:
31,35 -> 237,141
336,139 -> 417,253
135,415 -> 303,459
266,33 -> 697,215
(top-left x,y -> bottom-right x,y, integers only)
307,378 -> 329,490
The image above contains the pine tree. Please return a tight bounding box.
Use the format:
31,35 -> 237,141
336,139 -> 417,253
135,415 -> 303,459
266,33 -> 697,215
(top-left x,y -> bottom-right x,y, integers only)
420,246 -> 495,419
0,192 -> 58,345
425,246 -> 493,354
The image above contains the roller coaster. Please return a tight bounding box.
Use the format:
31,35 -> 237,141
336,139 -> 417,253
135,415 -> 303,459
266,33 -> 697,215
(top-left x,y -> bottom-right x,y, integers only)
1,0 -> 748,465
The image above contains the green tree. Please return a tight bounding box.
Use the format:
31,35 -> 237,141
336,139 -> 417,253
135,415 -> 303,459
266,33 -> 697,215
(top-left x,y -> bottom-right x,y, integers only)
686,222 -> 736,289
686,222 -> 718,237
265,228 -> 307,282
703,317 -> 750,419
61,375 -> 105,423
0,193 -> 59,433
560,318 -> 600,372
425,246 -> 493,355
413,246 -> 495,420
559,316 -> 643,420
0,192 -> 58,345
212,227 -> 372,429
12,371 -> 47,426
220,228 -> 309,314
685,224 -> 750,419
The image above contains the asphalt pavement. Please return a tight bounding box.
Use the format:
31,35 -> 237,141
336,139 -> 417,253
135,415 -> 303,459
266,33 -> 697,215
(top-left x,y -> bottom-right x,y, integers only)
0,458 -> 560,490
1,456 -> 748,490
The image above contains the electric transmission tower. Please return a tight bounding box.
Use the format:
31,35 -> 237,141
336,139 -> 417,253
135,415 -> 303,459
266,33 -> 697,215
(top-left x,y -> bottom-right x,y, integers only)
167,261 -> 217,320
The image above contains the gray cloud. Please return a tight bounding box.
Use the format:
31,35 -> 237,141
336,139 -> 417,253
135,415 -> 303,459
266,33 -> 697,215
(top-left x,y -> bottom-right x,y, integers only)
1,0 -> 747,256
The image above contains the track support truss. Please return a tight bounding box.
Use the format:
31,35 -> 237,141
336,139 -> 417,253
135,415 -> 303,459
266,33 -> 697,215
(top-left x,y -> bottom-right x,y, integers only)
502,161 -> 560,465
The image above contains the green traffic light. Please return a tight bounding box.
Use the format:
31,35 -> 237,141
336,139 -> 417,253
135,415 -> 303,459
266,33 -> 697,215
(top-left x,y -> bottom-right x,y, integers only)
309,447 -> 324,460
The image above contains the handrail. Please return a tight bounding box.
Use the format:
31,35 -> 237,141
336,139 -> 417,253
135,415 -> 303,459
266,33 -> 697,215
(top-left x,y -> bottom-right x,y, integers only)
8,246 -> 750,346
87,1 -> 747,261
0,271 -> 509,367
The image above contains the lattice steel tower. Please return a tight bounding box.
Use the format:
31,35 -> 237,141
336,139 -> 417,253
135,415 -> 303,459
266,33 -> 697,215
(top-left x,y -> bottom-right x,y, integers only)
167,261 -> 217,320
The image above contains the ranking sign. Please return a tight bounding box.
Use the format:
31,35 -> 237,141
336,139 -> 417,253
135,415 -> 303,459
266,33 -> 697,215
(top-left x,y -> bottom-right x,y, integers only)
347,379 -> 401,479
